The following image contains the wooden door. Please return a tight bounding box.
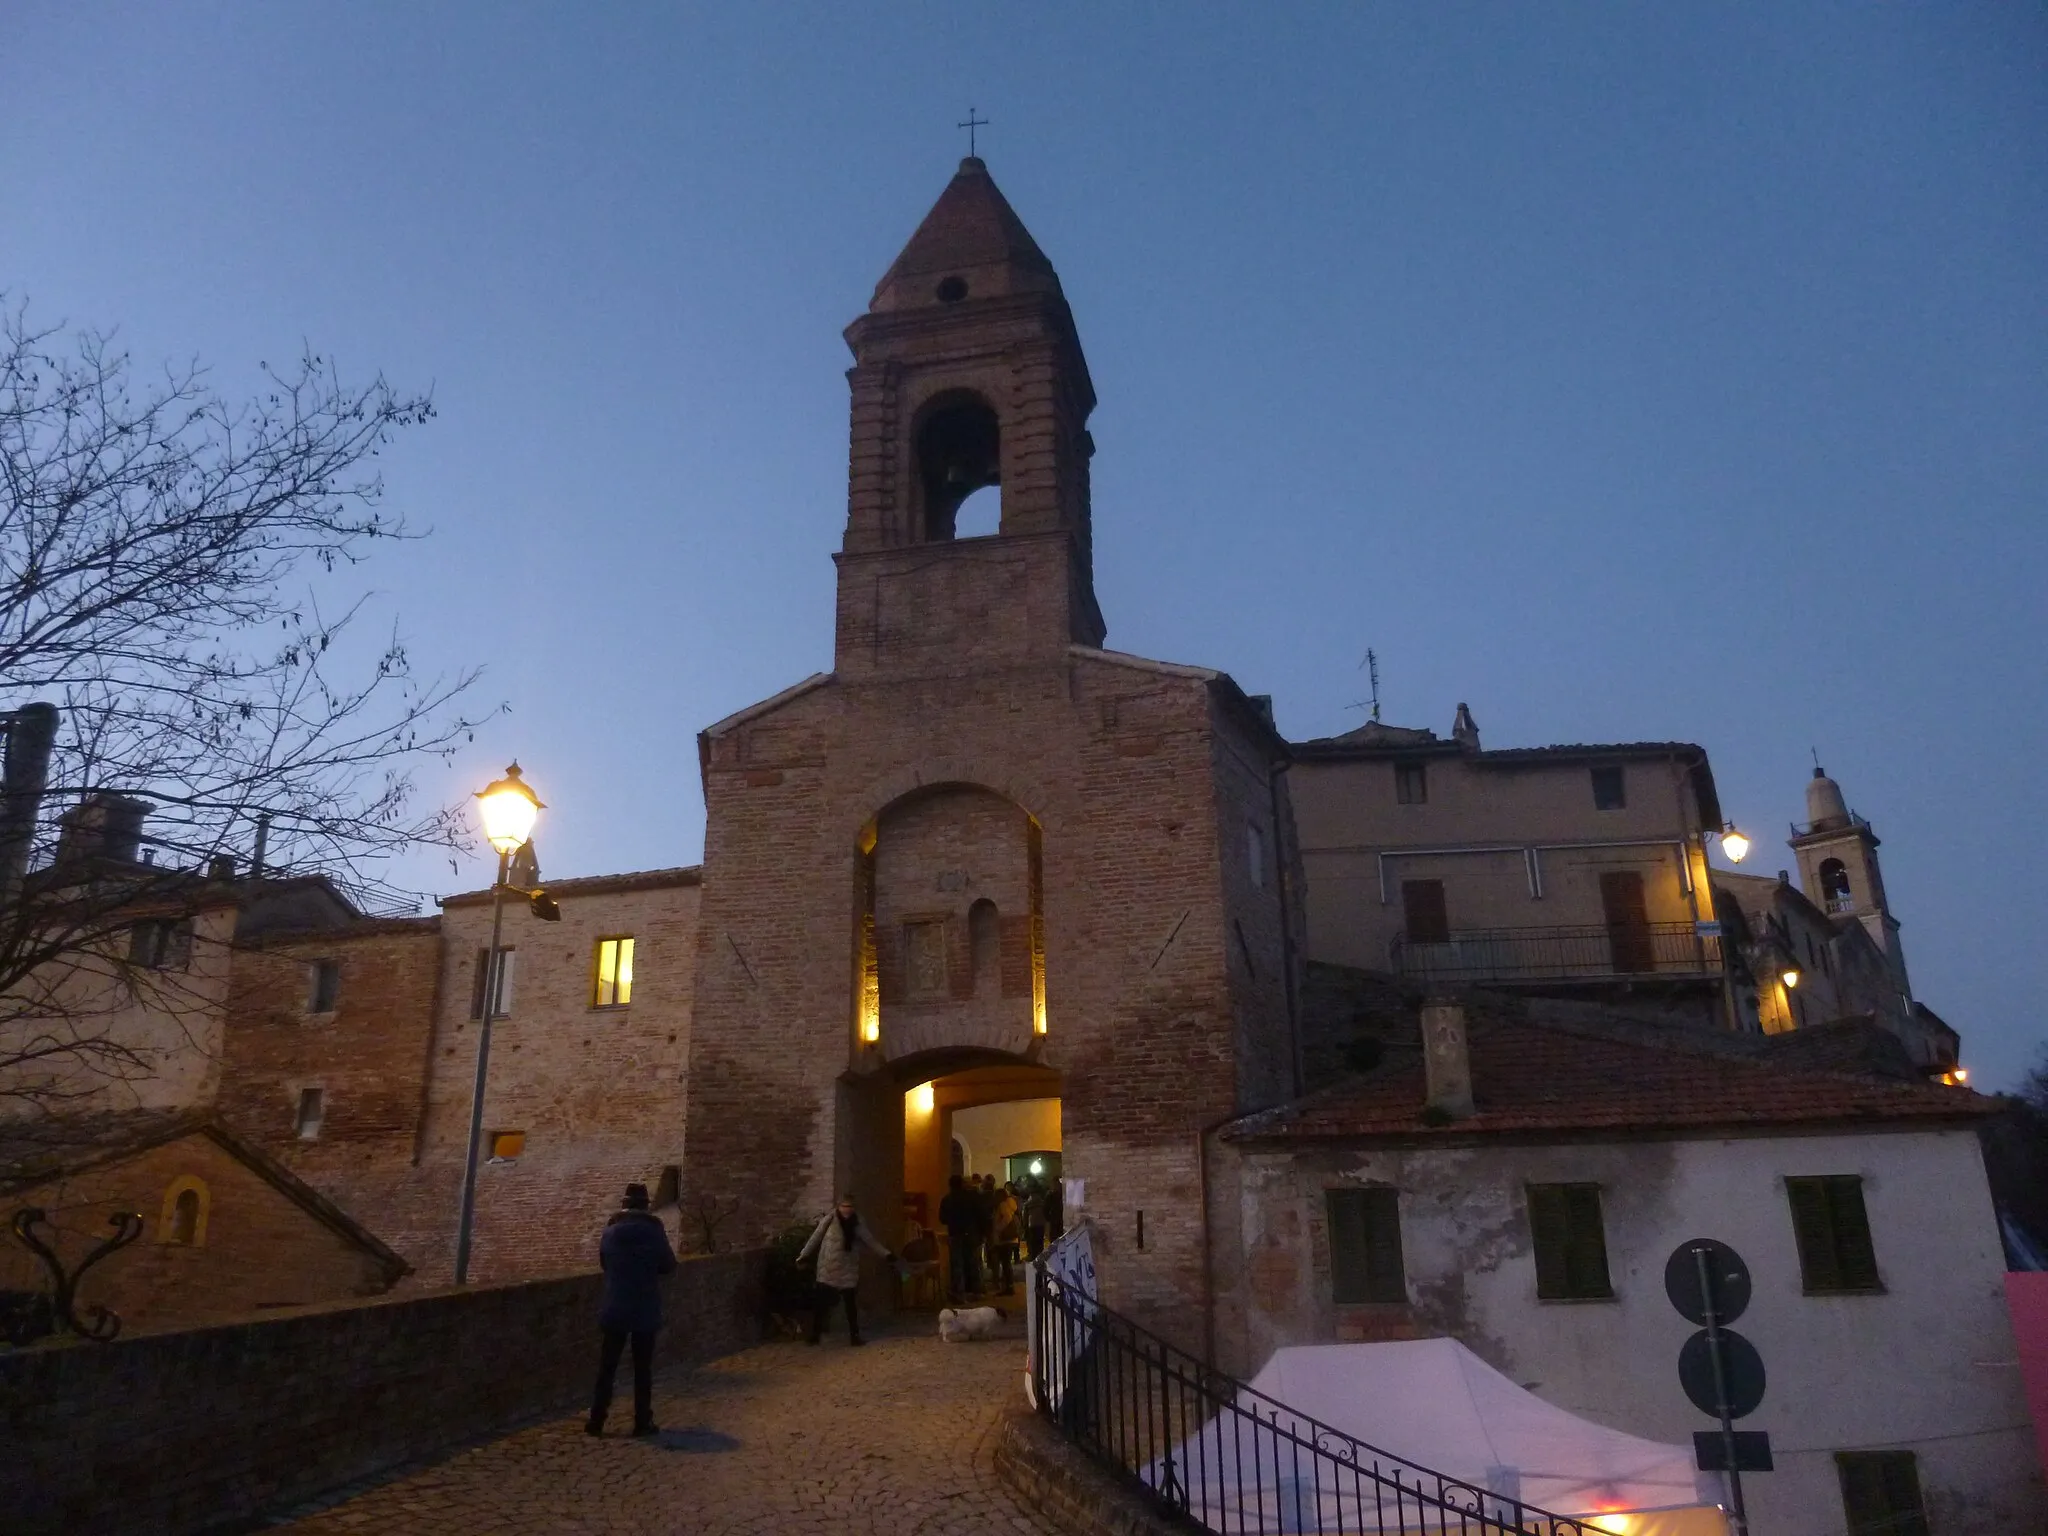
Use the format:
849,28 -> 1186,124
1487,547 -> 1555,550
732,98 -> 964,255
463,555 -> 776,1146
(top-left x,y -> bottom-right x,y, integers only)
1599,870 -> 1655,973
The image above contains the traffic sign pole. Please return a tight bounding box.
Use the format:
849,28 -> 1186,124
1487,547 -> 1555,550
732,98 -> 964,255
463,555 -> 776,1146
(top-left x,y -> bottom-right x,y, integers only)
1694,1243 -> 1749,1536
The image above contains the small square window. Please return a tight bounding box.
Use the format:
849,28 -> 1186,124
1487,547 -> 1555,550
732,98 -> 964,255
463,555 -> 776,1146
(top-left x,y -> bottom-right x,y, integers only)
1395,762 -> 1428,805
488,1130 -> 525,1161
592,937 -> 635,1008
295,1087 -> 325,1140
307,959 -> 340,1013
1786,1175 -> 1882,1293
1591,766 -> 1627,810
1527,1183 -> 1613,1299
1836,1451 -> 1928,1536
1328,1187 -> 1406,1304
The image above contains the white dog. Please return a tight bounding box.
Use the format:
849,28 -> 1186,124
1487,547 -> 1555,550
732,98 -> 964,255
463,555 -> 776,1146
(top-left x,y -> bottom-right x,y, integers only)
937,1305 -> 1005,1342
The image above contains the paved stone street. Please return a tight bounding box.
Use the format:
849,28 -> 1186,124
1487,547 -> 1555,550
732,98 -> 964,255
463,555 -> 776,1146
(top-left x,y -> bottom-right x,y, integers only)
267,1316 -> 1064,1535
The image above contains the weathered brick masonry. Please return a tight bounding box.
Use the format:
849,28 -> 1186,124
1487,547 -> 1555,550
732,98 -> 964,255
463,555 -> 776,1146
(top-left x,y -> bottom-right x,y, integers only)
685,157 -> 1304,1341
0,1248 -> 763,1536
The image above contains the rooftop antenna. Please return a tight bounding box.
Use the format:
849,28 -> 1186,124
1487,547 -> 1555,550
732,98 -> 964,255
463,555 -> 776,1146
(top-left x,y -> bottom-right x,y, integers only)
1346,649 -> 1383,722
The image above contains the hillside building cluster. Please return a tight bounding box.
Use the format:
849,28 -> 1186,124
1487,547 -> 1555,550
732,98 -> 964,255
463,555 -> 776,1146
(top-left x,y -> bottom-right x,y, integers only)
1,158 -> 2035,1534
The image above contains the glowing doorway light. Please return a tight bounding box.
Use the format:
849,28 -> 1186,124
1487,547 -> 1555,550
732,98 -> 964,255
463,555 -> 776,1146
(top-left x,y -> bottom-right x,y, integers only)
1028,1159 -> 1045,1176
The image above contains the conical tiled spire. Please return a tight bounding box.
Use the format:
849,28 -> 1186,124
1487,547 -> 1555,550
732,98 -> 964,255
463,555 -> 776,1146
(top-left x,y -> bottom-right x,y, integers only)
869,158 -> 1063,313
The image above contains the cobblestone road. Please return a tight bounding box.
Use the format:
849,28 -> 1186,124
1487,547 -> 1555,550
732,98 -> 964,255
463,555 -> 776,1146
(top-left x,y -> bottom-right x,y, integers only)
268,1316 -> 1063,1535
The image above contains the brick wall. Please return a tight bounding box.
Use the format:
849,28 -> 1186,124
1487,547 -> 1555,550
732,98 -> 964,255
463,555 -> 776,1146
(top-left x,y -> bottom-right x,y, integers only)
0,1249 -> 764,1536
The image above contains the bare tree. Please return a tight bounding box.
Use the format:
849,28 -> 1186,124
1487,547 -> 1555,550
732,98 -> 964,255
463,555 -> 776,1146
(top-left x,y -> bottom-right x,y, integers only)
0,299 -> 495,1115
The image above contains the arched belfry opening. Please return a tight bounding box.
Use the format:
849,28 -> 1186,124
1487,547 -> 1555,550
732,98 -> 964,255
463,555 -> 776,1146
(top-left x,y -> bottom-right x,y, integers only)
916,393 -> 1001,541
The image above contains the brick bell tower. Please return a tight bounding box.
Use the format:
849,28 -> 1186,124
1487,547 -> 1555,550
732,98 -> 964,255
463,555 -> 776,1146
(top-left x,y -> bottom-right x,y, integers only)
834,155 -> 1105,677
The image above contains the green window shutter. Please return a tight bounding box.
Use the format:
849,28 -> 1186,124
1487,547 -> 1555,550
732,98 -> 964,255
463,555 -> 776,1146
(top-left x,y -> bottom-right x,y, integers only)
1564,1185 -> 1612,1298
1837,1452 -> 1927,1536
1528,1185 -> 1572,1299
1826,1178 -> 1881,1291
1787,1177 -> 1841,1292
1328,1190 -> 1371,1304
1361,1188 -> 1406,1303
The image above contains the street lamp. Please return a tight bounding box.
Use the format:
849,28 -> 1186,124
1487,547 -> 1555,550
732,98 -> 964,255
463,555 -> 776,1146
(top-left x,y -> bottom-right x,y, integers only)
1718,825 -> 1751,864
454,763 -> 551,1286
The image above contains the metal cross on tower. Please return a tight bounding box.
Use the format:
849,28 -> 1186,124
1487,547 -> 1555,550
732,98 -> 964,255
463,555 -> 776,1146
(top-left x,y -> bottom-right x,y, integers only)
958,108 -> 989,156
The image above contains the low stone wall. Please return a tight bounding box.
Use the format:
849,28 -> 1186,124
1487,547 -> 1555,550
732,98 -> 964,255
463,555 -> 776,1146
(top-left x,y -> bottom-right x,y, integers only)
993,1405 -> 1184,1536
0,1249 -> 765,1536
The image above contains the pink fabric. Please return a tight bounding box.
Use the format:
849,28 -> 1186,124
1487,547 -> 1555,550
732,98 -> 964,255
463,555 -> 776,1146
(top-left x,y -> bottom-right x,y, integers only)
2006,1272 -> 2048,1478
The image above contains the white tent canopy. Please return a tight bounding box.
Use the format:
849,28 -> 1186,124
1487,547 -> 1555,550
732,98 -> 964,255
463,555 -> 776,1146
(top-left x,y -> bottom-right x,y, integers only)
1147,1338 -> 1728,1536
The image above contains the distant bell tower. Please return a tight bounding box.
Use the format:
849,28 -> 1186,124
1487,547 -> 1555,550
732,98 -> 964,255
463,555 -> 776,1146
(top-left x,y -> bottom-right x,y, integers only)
833,156 -> 1104,678
1791,764 -> 1909,995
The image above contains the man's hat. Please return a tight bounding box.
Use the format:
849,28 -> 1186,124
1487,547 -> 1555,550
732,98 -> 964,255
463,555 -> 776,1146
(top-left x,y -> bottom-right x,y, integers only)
623,1182 -> 650,1209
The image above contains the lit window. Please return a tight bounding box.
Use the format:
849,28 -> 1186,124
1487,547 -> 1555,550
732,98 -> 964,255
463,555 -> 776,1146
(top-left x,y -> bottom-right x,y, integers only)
1591,766 -> 1627,810
469,947 -> 516,1020
489,1130 -> 526,1161
593,937 -> 635,1008
1527,1183 -> 1612,1300
1786,1175 -> 1881,1293
1395,762 -> 1427,805
1328,1188 -> 1406,1304
306,959 -> 340,1013
295,1087 -> 325,1140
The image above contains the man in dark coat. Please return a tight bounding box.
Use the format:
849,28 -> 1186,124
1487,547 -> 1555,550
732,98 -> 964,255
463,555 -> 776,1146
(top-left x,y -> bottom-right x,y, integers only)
938,1173 -> 980,1301
586,1182 -> 677,1437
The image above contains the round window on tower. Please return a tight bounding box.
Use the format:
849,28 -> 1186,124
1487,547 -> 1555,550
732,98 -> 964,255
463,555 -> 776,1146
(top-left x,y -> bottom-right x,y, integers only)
935,276 -> 969,303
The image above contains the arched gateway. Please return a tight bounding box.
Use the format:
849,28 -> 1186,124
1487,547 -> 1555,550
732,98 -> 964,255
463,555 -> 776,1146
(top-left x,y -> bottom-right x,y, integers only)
685,157 -> 1301,1342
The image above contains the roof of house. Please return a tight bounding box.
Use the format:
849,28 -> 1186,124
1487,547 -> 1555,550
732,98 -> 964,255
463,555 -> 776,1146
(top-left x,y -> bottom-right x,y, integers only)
1222,1012 -> 1988,1146
0,1111 -> 408,1281
440,864 -> 703,908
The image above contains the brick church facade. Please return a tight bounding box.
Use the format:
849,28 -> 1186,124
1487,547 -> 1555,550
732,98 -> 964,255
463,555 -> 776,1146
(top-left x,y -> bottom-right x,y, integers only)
685,156 -> 1302,1330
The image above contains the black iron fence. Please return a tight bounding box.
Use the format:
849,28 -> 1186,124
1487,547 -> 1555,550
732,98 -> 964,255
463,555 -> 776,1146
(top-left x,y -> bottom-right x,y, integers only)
1390,923 -> 1720,986
1030,1269 -> 1597,1535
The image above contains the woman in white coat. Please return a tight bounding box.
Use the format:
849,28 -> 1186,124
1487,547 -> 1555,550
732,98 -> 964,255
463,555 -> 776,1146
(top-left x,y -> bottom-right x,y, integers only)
797,1193 -> 894,1346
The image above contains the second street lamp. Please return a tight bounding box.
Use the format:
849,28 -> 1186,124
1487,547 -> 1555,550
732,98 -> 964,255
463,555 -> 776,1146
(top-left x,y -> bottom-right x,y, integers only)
454,762 -> 553,1286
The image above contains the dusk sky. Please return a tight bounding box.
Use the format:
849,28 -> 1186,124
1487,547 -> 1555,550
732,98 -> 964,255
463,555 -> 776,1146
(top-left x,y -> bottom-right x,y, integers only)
5,5 -> 2043,1086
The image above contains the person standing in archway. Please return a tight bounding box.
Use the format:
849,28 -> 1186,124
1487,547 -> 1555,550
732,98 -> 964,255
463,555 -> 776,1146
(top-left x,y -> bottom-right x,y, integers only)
939,1174 -> 981,1300
1021,1177 -> 1048,1262
798,1194 -> 893,1346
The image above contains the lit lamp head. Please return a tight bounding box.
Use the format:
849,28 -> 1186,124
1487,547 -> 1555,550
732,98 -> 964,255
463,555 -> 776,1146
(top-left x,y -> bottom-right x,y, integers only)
1781,968 -> 1801,990
476,762 -> 544,856
1720,826 -> 1751,864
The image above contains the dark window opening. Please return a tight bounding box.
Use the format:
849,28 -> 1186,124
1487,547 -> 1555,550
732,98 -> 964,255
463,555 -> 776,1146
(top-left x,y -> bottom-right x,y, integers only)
1599,870 -> 1654,973
295,1087 -> 325,1140
653,1164 -> 681,1210
1819,858 -> 1852,912
307,959 -> 340,1013
935,275 -> 968,303
1395,762 -> 1428,805
168,1188 -> 201,1245
917,395 -> 1001,541
1837,1451 -> 1928,1536
1402,880 -> 1450,946
469,947 -> 516,1020
130,918 -> 194,971
1528,1183 -> 1613,1299
1787,1175 -> 1882,1293
1328,1188 -> 1406,1304
1591,766 -> 1627,810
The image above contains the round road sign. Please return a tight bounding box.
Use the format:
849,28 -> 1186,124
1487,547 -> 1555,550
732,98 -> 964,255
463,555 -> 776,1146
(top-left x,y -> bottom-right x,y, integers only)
1665,1238 -> 1752,1327
1679,1328 -> 1766,1420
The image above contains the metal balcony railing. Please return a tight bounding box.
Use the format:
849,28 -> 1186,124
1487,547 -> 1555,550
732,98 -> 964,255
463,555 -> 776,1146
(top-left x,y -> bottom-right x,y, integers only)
1389,923 -> 1721,985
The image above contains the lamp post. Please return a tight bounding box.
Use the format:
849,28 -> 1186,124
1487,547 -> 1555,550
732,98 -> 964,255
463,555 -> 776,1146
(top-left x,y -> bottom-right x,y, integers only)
453,762 -> 543,1286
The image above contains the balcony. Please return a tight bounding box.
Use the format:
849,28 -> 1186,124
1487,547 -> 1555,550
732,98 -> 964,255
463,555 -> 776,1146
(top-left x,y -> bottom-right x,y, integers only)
1390,922 -> 1723,986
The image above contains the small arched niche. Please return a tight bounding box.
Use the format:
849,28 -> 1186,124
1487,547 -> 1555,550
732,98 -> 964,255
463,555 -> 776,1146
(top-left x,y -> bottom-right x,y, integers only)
915,392 -> 1001,541
160,1176 -> 209,1247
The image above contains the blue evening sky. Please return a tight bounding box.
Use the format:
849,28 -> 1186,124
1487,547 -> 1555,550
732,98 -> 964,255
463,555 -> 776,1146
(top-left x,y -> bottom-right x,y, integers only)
5,5 -> 2043,1085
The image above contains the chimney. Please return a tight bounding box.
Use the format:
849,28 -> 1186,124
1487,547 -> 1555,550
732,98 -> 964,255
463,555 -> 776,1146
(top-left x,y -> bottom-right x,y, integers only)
1421,997 -> 1475,1121
0,702 -> 59,903
208,854 -> 237,882
1246,694 -> 1276,731
56,791 -> 150,868
1451,702 -> 1480,751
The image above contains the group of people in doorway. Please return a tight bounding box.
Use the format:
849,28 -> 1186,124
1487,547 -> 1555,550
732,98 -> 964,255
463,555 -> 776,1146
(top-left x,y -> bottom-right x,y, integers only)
938,1171 -> 1062,1303
582,1170 -> 1068,1431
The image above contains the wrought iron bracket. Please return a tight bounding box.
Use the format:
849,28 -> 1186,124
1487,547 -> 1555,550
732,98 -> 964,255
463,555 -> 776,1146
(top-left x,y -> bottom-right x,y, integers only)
10,1206 -> 143,1342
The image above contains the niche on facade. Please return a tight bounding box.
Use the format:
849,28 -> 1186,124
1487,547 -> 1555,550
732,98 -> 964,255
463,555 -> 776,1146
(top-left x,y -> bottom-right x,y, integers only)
914,392 -> 1001,542
853,783 -> 1044,1062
